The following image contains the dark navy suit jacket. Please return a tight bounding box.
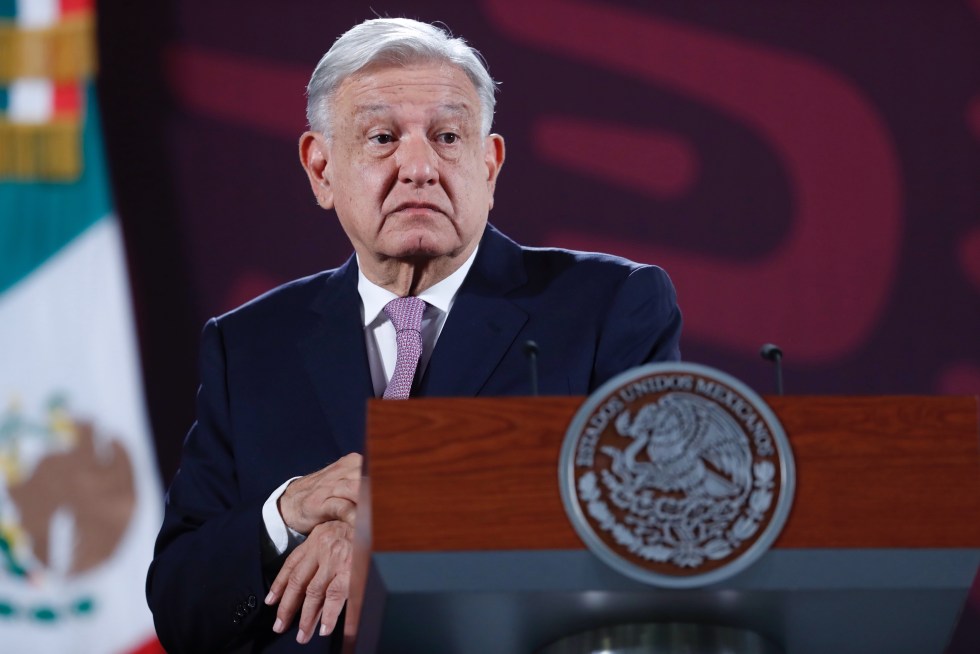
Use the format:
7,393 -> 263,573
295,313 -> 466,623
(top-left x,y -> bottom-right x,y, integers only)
147,225 -> 682,652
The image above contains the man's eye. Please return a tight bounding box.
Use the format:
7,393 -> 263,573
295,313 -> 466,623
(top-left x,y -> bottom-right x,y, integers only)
437,133 -> 459,144
370,134 -> 394,145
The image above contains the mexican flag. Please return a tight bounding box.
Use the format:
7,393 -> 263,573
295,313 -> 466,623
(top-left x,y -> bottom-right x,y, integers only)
0,1 -> 163,652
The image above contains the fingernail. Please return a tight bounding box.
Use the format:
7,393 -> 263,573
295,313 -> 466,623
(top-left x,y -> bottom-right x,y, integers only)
297,629 -> 307,644
273,618 -> 283,633
320,624 -> 329,637
264,591 -> 275,605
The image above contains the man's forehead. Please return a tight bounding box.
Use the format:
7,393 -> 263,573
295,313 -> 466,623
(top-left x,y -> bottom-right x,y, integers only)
351,101 -> 474,121
336,63 -> 479,110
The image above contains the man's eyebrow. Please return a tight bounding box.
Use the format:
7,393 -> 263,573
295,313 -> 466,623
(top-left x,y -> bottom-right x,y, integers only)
435,103 -> 472,117
353,103 -> 393,119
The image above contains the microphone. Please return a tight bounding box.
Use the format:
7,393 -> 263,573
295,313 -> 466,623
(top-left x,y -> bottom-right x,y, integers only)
524,340 -> 540,396
759,343 -> 784,396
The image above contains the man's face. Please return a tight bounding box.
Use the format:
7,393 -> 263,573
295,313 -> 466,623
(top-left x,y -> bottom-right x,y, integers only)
301,62 -> 505,270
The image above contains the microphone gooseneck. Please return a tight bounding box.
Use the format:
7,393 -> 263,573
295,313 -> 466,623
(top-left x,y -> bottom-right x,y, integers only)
759,343 -> 784,396
523,340 -> 540,396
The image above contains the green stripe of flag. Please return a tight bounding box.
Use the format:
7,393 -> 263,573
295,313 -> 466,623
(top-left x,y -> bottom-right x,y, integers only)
0,82 -> 111,296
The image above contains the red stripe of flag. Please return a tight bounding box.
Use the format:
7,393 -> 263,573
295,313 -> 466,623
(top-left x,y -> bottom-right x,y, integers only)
52,82 -> 81,119
126,636 -> 167,654
60,0 -> 94,17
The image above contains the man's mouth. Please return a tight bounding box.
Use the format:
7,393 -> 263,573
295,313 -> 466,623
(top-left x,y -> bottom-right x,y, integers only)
390,202 -> 445,215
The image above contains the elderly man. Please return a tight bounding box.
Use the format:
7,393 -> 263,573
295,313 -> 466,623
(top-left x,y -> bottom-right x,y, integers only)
147,17 -> 681,653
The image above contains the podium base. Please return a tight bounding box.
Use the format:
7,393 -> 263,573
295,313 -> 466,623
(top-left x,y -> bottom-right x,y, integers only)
536,623 -> 782,654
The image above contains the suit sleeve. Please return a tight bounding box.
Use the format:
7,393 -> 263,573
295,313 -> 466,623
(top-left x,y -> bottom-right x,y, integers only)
592,264 -> 682,389
146,318 -> 275,652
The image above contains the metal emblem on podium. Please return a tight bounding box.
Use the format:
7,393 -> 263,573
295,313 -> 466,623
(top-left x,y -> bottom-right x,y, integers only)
560,362 -> 795,588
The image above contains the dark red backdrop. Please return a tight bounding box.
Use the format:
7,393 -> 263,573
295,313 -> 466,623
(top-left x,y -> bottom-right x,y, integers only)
94,0 -> 980,483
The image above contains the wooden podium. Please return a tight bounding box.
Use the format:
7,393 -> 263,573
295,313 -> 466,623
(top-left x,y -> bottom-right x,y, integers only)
344,396 -> 980,654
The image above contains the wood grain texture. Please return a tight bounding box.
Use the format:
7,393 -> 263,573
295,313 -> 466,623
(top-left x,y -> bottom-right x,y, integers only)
364,396 -> 980,551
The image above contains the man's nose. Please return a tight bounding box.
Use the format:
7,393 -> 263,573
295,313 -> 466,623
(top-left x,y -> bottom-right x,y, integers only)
396,137 -> 438,187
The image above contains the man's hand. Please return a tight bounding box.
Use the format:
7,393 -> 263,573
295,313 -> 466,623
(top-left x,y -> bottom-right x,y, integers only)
265,453 -> 362,643
278,453 -> 362,535
266,521 -> 354,643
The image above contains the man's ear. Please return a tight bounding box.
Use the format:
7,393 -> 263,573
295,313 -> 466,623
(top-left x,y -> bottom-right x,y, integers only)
299,131 -> 334,210
484,134 -> 506,210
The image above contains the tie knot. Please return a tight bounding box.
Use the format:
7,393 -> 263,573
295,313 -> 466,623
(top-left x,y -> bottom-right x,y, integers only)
383,296 -> 425,332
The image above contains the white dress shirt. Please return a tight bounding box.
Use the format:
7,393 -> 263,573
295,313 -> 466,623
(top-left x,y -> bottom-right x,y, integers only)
359,249 -> 477,397
262,248 -> 479,554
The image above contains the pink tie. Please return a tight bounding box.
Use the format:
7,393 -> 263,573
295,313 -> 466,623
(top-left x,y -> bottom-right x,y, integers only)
383,297 -> 425,400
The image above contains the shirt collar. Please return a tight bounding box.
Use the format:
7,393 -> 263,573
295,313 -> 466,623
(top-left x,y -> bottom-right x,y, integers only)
357,246 -> 480,327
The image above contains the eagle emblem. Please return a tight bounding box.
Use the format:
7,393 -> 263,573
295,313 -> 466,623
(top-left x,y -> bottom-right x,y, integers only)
609,393 -> 752,499
561,363 -> 794,588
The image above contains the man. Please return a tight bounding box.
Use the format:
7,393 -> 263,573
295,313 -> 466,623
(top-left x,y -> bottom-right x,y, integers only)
147,17 -> 681,653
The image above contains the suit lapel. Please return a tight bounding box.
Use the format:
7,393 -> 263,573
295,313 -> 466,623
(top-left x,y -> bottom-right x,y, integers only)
297,226 -> 529,423
298,257 -> 373,454
419,225 -> 528,396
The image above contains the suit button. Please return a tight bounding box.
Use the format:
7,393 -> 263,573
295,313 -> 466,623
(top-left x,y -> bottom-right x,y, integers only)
247,595 -> 257,609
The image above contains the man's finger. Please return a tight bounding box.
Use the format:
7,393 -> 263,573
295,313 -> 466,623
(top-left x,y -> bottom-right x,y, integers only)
265,542 -> 302,606
270,545 -> 318,634
319,495 -> 357,526
295,566 -> 331,644
319,567 -> 352,636
334,452 -> 363,470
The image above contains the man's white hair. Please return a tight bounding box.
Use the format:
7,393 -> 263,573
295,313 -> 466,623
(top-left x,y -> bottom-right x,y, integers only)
306,18 -> 498,138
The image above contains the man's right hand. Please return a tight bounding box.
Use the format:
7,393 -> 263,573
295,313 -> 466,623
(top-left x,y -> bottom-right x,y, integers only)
277,452 -> 362,535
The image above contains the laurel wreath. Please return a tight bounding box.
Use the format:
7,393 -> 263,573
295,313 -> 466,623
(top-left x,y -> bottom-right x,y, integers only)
0,595 -> 96,623
579,460 -> 775,568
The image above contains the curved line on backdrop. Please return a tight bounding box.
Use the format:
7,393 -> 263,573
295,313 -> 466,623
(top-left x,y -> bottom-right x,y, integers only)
485,0 -> 903,363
